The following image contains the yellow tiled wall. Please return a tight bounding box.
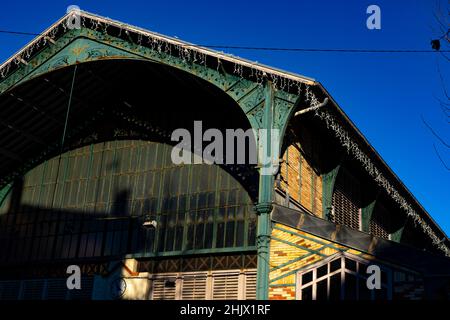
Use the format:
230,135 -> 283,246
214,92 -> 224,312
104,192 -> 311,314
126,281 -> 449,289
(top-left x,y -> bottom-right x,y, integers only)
268,223 -> 364,300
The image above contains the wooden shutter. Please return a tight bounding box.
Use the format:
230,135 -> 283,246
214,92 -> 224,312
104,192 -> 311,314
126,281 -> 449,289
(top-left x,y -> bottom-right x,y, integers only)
212,271 -> 239,300
244,270 -> 257,300
0,280 -> 21,300
22,279 -> 45,300
370,203 -> 390,239
45,278 -> 68,300
151,276 -> 177,300
181,272 -> 207,300
331,169 -> 361,230
67,277 -> 94,300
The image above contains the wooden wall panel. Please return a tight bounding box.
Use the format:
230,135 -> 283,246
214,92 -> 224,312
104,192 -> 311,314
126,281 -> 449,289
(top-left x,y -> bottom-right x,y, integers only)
278,143 -> 322,217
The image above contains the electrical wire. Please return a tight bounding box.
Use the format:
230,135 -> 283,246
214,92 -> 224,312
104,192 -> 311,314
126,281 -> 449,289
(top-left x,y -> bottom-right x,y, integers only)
0,29 -> 449,53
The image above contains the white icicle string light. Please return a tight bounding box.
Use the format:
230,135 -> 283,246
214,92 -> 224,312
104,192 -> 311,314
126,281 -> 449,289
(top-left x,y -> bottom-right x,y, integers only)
270,74 -> 279,89
233,62 -> 244,79
296,81 -> 302,96
256,69 -> 264,87
309,94 -> 450,256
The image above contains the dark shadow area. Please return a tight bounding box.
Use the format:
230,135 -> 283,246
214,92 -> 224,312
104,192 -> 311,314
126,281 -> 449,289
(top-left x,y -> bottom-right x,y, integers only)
0,149 -> 257,272
0,60 -> 260,291
0,59 -> 259,200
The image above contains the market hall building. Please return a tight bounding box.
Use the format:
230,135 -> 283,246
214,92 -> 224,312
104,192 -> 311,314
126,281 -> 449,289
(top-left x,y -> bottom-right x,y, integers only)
0,11 -> 449,300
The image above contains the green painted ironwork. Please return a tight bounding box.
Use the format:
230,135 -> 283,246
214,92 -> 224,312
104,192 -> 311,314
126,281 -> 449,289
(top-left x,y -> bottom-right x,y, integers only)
271,237 -> 326,256
0,24 -> 302,300
361,199 -> 377,232
0,140 -> 257,262
268,227 -> 365,284
390,226 -> 404,243
126,246 -> 257,260
255,81 -> 277,300
274,224 -> 340,248
0,27 -> 298,134
269,283 -> 296,287
0,183 -> 12,209
322,164 -> 341,219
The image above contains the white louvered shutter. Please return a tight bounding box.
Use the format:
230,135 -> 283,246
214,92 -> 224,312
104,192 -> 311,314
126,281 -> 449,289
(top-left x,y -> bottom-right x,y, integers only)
151,277 -> 177,300
244,270 -> 257,300
67,277 -> 94,300
45,278 -> 68,300
22,279 -> 45,300
0,280 -> 21,300
212,271 -> 239,300
181,272 -> 207,300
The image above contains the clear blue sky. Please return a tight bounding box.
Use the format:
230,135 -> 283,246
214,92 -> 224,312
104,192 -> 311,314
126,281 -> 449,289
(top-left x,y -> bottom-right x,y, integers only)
1,0 -> 449,235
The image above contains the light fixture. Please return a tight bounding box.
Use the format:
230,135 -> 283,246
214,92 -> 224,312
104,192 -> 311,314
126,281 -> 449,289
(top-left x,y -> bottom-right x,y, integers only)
142,215 -> 157,229
294,97 -> 328,117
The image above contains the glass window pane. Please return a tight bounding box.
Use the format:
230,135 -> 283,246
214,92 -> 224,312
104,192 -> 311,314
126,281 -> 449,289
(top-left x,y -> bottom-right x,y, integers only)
316,279 -> 328,300
329,274 -> 341,301
225,221 -> 235,247
330,258 -> 341,273
375,287 -> 387,300
194,217 -> 204,249
358,277 -> 371,300
302,271 -> 313,285
345,258 -> 357,272
317,264 -> 328,279
216,222 -> 225,248
344,273 -> 357,300
302,286 -> 313,300
235,221 -> 245,247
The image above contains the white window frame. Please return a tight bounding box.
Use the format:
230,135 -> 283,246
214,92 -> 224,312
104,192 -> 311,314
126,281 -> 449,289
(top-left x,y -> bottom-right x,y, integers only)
295,252 -> 393,300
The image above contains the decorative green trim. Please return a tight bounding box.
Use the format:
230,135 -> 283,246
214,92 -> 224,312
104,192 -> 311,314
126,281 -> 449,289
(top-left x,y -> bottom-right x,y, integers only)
390,226 -> 404,243
0,22 -> 307,297
361,199 -> 376,232
255,81 -> 276,300
275,90 -> 303,156
273,226 -> 332,250
269,283 -> 295,287
270,268 -> 301,284
298,152 -> 302,203
321,164 -> 340,219
311,170 -> 316,214
0,183 -> 12,208
270,252 -> 316,272
273,225 -> 343,251
0,29 -> 268,132
124,246 -> 257,259
272,236 -> 327,257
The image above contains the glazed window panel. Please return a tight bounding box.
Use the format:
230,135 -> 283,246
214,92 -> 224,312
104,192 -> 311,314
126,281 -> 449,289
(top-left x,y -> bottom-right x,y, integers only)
370,202 -> 391,240
297,254 -> 392,300
331,168 -> 361,230
0,140 -> 256,263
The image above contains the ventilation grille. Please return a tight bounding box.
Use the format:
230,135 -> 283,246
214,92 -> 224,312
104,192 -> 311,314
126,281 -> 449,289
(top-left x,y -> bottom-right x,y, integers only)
370,203 -> 390,239
331,169 -> 361,230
